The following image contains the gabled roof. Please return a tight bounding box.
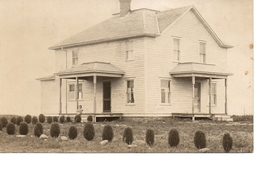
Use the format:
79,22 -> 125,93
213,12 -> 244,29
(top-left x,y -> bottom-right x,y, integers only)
170,62 -> 233,78
55,61 -> 124,78
49,5 -> 232,50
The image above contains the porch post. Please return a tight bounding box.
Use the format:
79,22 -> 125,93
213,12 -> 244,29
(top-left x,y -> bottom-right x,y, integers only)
209,77 -> 212,115
93,75 -> 97,122
225,78 -> 228,114
192,76 -> 195,122
59,78 -> 62,115
76,77 -> 79,109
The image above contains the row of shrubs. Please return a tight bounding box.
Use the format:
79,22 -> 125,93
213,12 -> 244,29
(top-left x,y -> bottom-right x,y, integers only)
1,119 -> 233,152
0,114 -> 92,127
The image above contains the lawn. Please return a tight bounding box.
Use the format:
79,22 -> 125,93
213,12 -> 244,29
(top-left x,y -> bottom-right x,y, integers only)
0,116 -> 253,153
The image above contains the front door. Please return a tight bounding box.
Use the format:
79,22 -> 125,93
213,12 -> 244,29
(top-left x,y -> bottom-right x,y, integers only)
194,82 -> 201,112
103,81 -> 111,112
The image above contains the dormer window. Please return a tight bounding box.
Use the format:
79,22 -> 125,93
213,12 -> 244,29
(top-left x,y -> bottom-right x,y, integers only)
173,38 -> 180,61
199,42 -> 206,63
126,41 -> 134,61
72,50 -> 78,66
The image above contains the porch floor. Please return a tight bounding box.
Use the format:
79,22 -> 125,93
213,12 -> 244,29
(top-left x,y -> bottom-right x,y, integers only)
172,113 -> 233,121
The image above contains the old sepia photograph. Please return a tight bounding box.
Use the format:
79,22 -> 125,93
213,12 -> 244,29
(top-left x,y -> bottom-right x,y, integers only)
0,0 -> 254,161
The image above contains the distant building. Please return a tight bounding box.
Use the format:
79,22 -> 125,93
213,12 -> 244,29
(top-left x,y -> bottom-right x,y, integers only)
37,0 -> 233,121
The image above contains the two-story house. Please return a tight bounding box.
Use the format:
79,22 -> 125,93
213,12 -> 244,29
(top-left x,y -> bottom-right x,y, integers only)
37,0 -> 233,121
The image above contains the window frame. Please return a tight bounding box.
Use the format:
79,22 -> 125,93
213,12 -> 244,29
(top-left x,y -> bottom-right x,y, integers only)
172,37 -> 181,62
126,79 -> 135,105
160,79 -> 171,105
199,41 -> 206,63
125,40 -> 134,61
207,81 -> 217,107
72,49 -> 79,66
68,82 -> 83,101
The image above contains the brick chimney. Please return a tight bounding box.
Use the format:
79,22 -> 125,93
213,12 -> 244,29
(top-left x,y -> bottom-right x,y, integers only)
119,0 -> 131,17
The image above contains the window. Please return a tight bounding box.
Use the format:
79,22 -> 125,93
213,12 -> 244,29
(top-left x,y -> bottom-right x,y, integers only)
173,38 -> 180,61
72,50 -> 78,66
68,83 -> 83,100
208,82 -> 217,106
199,42 -> 206,63
161,80 -> 171,104
126,41 -> 134,60
126,80 -> 134,103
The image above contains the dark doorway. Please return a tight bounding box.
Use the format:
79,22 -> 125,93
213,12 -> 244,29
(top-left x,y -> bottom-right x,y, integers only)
103,81 -> 111,112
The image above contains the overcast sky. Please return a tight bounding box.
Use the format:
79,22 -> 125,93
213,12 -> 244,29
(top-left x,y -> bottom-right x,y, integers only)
0,0 -> 254,116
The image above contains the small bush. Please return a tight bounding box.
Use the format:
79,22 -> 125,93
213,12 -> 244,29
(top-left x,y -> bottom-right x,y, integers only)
16,116 -> 23,125
19,122 -> 29,135
59,116 -> 65,124
11,117 -> 17,124
102,125 -> 114,142
50,122 -> 60,138
68,126 -> 78,140
39,114 -> 45,123
146,129 -> 154,146
0,123 -> 2,131
83,122 -> 95,141
0,117 -> 8,128
168,129 -> 180,147
24,114 -> 32,124
123,127 -> 133,145
87,116 -> 93,122
47,117 -> 52,124
194,130 -> 207,149
74,115 -> 81,123
223,133 -> 233,153
66,116 -> 71,123
6,123 -> 15,135
34,122 -> 43,137
32,116 -> 38,124
53,116 -> 58,122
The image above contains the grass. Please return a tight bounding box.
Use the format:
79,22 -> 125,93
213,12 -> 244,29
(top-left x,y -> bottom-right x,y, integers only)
0,116 -> 253,153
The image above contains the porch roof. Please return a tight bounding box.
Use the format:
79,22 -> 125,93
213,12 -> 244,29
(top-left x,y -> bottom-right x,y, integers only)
170,62 -> 233,79
54,61 -> 125,78
36,75 -> 56,81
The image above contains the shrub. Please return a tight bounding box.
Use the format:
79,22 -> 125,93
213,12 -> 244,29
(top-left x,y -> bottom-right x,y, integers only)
16,116 -> 23,126
50,122 -> 60,138
59,116 -> 65,124
123,127 -> 133,145
0,123 -> 2,131
0,117 -> 8,128
74,115 -> 81,123
19,122 -> 29,135
32,116 -> 38,124
24,114 -> 32,124
47,116 -> 52,124
66,116 -> 71,123
11,117 -> 17,124
53,116 -> 58,122
168,129 -> 180,147
34,122 -> 43,137
223,133 -> 233,153
102,125 -> 114,142
39,114 -> 45,123
194,130 -> 207,149
87,116 -> 93,122
6,123 -> 15,135
146,129 -> 154,146
83,122 -> 95,141
68,126 -> 78,140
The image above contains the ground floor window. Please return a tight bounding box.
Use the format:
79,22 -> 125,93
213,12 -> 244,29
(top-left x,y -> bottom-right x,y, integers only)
126,80 -> 134,103
161,79 -> 171,103
208,82 -> 217,106
68,83 -> 83,100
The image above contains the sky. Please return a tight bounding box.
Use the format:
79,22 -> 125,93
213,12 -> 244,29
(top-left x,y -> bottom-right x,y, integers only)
0,0 -> 254,116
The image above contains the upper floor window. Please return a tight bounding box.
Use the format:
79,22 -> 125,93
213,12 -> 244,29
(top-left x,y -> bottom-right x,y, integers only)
126,80 -> 134,103
199,42 -> 206,63
126,41 -> 134,61
72,50 -> 78,66
68,83 -> 83,100
173,38 -> 180,61
208,82 -> 217,106
161,79 -> 171,104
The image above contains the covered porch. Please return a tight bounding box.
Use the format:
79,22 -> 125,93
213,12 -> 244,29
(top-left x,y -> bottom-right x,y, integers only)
54,61 -> 125,122
170,62 -> 233,121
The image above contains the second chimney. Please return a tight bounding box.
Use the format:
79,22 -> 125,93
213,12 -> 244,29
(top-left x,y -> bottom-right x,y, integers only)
119,0 -> 131,17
